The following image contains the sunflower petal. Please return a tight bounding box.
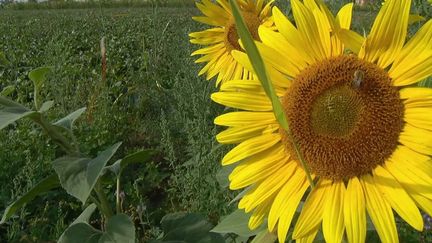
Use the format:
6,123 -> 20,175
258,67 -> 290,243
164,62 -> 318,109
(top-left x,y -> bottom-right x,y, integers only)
221,133 -> 280,165
361,0 -> 411,68
229,145 -> 287,189
211,91 -> 272,111
373,166 -> 424,231
361,174 -> 398,243
399,124 -> 432,155
214,111 -> 275,127
344,177 -> 366,243
322,181 -> 345,243
239,162 -> 297,212
277,173 -> 310,243
390,20 -> 432,86
293,179 -> 331,239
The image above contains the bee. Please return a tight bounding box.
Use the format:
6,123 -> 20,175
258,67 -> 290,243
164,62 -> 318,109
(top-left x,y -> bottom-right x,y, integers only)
352,70 -> 364,89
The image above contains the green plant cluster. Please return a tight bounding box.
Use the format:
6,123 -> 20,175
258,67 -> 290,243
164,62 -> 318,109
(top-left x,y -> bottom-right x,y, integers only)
0,7 -> 232,242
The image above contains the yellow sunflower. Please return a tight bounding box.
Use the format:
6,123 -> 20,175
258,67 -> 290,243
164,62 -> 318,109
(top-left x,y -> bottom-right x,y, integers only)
211,0 -> 432,242
189,0 -> 274,86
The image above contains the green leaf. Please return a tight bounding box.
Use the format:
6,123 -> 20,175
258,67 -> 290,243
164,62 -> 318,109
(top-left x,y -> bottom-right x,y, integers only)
0,52 -> 10,66
71,204 -> 97,225
0,85 -> 15,97
53,142 -> 122,204
59,214 -> 135,243
251,229 -> 277,243
28,66 -> 52,91
58,204 -> 97,241
105,149 -> 154,176
39,100 -> 54,113
58,222 -> 102,243
98,214 -> 135,243
161,213 -> 224,243
0,96 -> 35,130
54,107 -> 86,130
1,174 -> 60,224
211,209 -> 264,237
29,66 -> 52,110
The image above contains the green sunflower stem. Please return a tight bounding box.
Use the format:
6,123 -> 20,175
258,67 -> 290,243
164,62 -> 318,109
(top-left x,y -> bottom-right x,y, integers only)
229,0 -> 315,188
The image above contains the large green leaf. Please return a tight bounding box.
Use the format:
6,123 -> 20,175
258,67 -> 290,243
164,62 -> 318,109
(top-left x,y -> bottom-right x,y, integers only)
54,107 -> 87,130
53,143 -> 122,204
160,213 -> 225,243
58,222 -> 103,243
58,214 -> 135,243
211,209 -> 264,237
0,174 -> 60,224
0,96 -> 36,130
105,149 -> 154,176
72,204 -> 97,225
98,214 -> 135,243
58,204 -> 97,240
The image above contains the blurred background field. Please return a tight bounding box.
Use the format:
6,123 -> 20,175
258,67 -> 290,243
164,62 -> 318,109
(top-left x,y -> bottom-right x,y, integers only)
0,0 -> 431,242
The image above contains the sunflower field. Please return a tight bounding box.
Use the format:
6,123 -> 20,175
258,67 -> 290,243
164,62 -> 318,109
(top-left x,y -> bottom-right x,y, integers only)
0,0 -> 431,242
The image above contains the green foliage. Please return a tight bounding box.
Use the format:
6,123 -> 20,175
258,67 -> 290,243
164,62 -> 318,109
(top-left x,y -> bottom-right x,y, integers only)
212,209 -> 264,238
52,142 -> 121,204
154,212 -> 224,243
0,174 -> 59,224
59,214 -> 135,243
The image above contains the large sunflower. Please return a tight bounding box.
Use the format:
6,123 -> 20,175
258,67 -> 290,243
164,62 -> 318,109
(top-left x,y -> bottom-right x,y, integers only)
211,0 -> 432,242
189,0 -> 274,86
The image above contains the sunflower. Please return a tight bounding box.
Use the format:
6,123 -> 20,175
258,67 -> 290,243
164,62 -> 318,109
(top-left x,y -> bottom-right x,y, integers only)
189,0 -> 274,86
211,0 -> 432,242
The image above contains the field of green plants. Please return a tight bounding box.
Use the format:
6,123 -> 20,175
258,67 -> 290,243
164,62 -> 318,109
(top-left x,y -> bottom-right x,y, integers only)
0,1 -> 431,242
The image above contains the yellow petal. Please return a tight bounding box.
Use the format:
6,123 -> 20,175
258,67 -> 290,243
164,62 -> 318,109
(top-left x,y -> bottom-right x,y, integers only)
239,162 -> 297,212
336,29 -> 365,54
229,145 -> 287,190
385,146 -> 432,200
336,3 -> 353,29
221,133 -> 281,165
293,179 -> 331,239
361,174 -> 398,243
411,194 -> 432,217
277,173 -> 310,243
268,167 -> 308,232
249,196 -> 273,230
217,123 -> 278,144
361,0 -> 411,68
344,177 -> 366,243
373,166 -> 424,231
404,107 -> 432,131
291,0 -> 327,60
399,123 -> 432,155
295,227 -> 319,243
272,7 -> 314,63
390,20 -> 432,86
322,181 -> 345,243
211,91 -> 272,111
258,27 -> 308,71
214,111 -> 275,127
